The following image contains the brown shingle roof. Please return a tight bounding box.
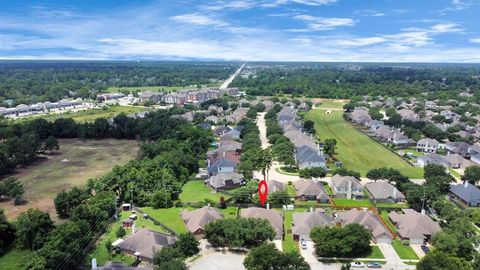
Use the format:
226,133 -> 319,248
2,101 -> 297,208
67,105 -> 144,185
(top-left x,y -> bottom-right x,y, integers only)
181,206 -> 224,234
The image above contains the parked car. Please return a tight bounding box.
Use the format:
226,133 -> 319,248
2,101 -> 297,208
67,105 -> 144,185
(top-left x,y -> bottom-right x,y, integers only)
421,245 -> 430,254
351,262 -> 365,268
367,262 -> 382,268
300,240 -> 307,250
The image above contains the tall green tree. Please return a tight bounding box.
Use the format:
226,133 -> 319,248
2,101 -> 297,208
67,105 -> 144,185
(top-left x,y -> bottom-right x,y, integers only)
15,208 -> 54,250
243,242 -> 310,270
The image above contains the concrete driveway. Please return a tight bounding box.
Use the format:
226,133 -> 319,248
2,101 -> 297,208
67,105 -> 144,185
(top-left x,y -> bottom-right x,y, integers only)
189,251 -> 246,270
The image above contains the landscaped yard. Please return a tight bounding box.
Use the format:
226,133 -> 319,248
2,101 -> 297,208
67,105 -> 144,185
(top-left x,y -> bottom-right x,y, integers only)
179,180 -> 231,203
304,109 -> 423,178
366,245 -> 385,259
333,198 -> 373,207
0,138 -> 139,221
0,247 -> 33,270
282,210 -> 298,253
379,211 -> 397,234
392,239 -> 419,260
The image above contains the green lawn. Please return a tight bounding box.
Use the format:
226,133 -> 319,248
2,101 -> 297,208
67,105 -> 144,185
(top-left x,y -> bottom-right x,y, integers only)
17,105 -> 149,123
333,198 -> 373,207
379,211 -> 397,234
282,210 -> 298,253
179,180 -> 231,203
304,109 -> 423,178
322,182 -> 333,195
286,184 -> 296,197
141,207 -> 188,234
315,99 -> 347,109
0,247 -> 33,270
366,245 -> 385,259
375,202 -> 409,209
392,239 -> 419,260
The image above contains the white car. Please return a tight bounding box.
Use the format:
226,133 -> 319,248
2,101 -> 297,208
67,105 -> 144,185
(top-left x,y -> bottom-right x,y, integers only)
351,262 -> 365,268
300,240 -> 307,250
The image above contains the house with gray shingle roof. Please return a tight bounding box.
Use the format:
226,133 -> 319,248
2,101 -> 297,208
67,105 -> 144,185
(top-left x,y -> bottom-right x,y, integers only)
294,179 -> 330,203
240,207 -> 284,240
389,209 -> 441,244
444,154 -> 474,169
292,209 -> 333,241
116,229 -> 177,263
416,153 -> 450,168
449,182 -> 480,207
295,145 -> 326,169
207,158 -> 237,175
181,206 -> 224,236
267,180 -> 285,193
205,172 -> 244,191
330,175 -> 364,200
416,138 -> 440,153
338,208 -> 392,244
365,181 -> 405,203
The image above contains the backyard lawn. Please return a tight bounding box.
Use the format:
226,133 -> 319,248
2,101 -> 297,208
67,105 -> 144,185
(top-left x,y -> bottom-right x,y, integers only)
333,198 -> 373,207
304,109 -> 423,178
141,207 -> 188,234
179,180 -> 231,203
282,210 -> 298,253
379,211 -> 397,234
392,239 -> 419,260
0,247 -> 32,270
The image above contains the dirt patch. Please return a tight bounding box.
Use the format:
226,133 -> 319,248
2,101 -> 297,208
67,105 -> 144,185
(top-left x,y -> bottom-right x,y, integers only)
0,138 -> 139,221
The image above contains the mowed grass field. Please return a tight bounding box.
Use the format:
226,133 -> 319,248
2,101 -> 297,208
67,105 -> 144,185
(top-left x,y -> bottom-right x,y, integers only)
304,108 -> 423,178
18,105 -> 149,123
0,138 -> 139,220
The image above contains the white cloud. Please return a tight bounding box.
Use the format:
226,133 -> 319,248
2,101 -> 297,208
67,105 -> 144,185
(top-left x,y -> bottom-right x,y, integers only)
170,13 -> 228,26
355,9 -> 385,17
292,15 -> 355,31
202,0 -> 337,10
470,38 -> 480,43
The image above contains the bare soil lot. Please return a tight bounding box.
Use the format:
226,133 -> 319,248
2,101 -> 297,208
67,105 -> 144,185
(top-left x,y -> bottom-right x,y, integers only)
0,138 -> 139,220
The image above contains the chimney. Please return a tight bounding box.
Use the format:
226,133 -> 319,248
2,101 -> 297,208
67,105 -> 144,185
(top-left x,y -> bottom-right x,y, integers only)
310,207 -> 313,213
266,203 -> 270,209
207,159 -> 211,167
132,223 -> 136,235
393,187 -> 397,198
223,152 -> 226,158
421,209 -> 426,215
347,181 -> 352,200
464,181 -> 469,188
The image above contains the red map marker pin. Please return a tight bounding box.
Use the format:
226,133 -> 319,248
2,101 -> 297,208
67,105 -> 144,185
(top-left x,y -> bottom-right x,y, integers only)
258,180 -> 268,207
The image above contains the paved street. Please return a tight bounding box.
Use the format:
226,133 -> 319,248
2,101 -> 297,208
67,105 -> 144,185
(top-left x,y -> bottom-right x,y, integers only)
220,63 -> 245,89
189,252 -> 246,270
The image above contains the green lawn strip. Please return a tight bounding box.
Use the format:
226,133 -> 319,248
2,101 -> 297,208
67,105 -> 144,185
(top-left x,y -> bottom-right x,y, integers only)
304,109 -> 423,178
218,207 -> 239,219
366,245 -> 385,259
282,210 -> 299,253
141,207 -> 188,234
0,247 -> 33,270
294,200 -> 331,207
392,239 -> 419,260
332,198 -> 373,207
322,182 -> 333,195
315,99 -> 347,109
179,180 -> 230,203
448,168 -> 462,180
376,203 -> 409,209
379,211 -> 397,234
275,167 -> 299,176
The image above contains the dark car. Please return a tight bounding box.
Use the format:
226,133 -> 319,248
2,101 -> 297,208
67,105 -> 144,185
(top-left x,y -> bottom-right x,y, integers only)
421,245 -> 430,254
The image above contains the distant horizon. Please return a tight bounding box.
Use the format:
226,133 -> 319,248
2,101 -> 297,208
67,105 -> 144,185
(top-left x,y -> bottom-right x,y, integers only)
0,0 -> 479,62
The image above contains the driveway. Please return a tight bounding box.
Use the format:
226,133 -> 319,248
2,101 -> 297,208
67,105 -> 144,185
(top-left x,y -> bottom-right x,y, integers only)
410,244 -> 427,258
189,251 -> 246,270
377,244 -> 404,266
255,112 -> 299,183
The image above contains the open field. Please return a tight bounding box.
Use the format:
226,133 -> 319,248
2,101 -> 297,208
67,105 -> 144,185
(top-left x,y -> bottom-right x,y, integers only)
0,139 -> 139,220
179,180 -> 231,203
313,99 -> 348,109
304,109 -> 423,178
17,105 -> 149,123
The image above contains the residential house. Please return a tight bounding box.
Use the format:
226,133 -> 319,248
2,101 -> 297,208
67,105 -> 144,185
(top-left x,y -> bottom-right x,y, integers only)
416,138 -> 440,153
330,175 -> 364,200
469,145 -> 480,165
267,180 -> 286,193
292,209 -> 333,241
338,208 -> 392,244
365,181 -> 405,203
240,207 -> 284,240
444,141 -> 471,157
294,179 -> 330,203
207,159 -> 237,176
205,172 -> 244,191
389,209 -> 441,244
181,206 -> 224,237
205,115 -> 219,124
389,132 -> 411,148
295,145 -> 326,169
417,154 -> 450,168
139,91 -> 164,103
94,262 -> 153,270
444,154 -> 474,169
449,182 -> 480,207
213,125 -> 231,136
116,229 -> 177,263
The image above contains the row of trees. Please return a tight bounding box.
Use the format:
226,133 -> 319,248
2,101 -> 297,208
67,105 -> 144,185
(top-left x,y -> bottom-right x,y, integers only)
0,61 -> 237,105
264,105 -> 296,167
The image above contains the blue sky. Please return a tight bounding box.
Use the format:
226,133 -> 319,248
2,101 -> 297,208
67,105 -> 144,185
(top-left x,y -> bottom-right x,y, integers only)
0,0 -> 479,62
